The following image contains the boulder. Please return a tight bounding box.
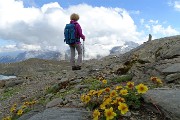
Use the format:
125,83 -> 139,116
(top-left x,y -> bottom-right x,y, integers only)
143,89 -> 180,120
28,107 -> 91,120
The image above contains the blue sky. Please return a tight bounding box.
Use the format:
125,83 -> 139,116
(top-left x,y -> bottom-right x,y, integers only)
0,0 -> 179,58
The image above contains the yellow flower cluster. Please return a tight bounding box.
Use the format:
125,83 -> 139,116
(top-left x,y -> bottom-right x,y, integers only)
81,79 -> 149,120
3,100 -> 37,120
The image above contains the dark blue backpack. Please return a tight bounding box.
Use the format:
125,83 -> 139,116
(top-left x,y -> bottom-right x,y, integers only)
64,23 -> 77,44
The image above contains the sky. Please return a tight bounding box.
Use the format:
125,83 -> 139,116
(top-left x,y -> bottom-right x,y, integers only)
0,0 -> 179,58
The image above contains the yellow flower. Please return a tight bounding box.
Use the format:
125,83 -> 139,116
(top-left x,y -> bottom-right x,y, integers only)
105,87 -> 111,92
150,77 -> 158,82
126,82 -> 134,89
21,105 -> 27,109
151,77 -> 163,85
111,99 -> 117,105
97,89 -> 104,97
135,83 -> 148,94
104,97 -> 112,105
93,109 -> 100,120
10,106 -> 16,113
120,89 -> 128,95
118,103 -> 129,115
110,90 -> 117,98
23,102 -> 30,106
116,97 -> 125,103
80,94 -> 85,102
100,103 -> 106,110
102,80 -> 107,84
10,103 -> 17,113
88,90 -> 96,96
2,116 -> 11,120
156,78 -> 163,84
104,107 -> 117,120
115,85 -> 122,90
84,95 -> 91,103
17,109 -> 23,116
103,95 -> 109,101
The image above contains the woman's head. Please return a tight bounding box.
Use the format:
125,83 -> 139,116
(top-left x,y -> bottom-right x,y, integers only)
70,13 -> 79,21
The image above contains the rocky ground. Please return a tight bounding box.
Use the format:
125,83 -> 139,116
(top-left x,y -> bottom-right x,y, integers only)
0,35 -> 180,120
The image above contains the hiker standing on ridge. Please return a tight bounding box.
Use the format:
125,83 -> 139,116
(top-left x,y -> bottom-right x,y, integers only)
64,13 -> 85,70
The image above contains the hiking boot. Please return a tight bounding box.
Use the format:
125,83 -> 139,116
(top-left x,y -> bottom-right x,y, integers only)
75,65 -> 81,70
72,66 -> 77,70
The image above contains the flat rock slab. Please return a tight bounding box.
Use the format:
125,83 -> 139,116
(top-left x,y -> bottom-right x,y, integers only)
162,63 -> 180,73
28,107 -> 91,120
143,89 -> 180,120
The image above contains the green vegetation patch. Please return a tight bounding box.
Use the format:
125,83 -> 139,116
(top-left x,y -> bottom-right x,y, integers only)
0,87 -> 22,101
83,77 -> 102,90
111,74 -> 133,83
55,89 -> 76,98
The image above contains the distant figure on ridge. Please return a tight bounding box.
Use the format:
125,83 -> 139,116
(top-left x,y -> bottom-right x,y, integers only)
64,13 -> 85,70
148,34 -> 152,42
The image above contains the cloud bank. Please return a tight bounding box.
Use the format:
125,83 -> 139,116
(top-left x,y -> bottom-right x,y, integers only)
0,0 -> 179,59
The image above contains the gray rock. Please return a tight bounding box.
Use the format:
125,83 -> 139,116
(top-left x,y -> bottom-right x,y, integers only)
46,98 -> 63,108
5,80 -> 24,87
162,63 -> 180,73
18,110 -> 40,120
165,73 -> 180,83
143,89 -> 180,120
28,107 -> 91,120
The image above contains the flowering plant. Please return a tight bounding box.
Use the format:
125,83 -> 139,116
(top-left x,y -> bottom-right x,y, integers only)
81,78 -> 148,120
3,100 -> 37,120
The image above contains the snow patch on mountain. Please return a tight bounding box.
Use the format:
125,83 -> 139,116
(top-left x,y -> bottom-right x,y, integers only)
0,41 -> 139,63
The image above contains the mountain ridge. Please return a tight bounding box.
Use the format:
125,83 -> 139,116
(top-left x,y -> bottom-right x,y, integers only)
0,35 -> 180,120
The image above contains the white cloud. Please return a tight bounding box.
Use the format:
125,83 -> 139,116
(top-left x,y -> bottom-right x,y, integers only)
152,25 -> 179,36
168,0 -> 180,11
149,20 -> 158,24
140,18 -> 179,39
174,1 -> 180,11
145,24 -> 151,31
0,0 -> 144,59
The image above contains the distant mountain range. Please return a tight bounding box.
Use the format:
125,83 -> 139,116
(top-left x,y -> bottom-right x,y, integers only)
110,41 -> 139,54
0,51 -> 64,63
0,41 -> 139,63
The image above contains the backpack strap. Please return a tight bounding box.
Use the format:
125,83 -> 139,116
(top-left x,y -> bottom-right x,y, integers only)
73,23 -> 79,40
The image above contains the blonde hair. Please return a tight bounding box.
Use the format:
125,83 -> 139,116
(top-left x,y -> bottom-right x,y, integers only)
70,13 -> 79,21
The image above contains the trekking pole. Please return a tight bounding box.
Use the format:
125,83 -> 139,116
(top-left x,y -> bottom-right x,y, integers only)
82,40 -> 85,62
